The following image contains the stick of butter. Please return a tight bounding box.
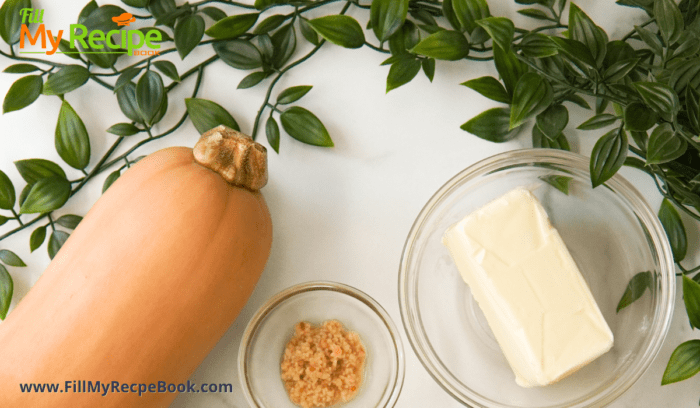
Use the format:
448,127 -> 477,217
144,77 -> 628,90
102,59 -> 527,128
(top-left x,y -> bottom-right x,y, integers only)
442,187 -> 613,387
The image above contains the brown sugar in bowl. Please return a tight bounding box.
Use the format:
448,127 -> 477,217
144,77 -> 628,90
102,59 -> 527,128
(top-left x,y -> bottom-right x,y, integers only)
239,281 -> 404,408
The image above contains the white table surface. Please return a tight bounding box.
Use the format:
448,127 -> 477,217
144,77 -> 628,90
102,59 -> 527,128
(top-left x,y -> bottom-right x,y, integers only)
1,1 -> 698,407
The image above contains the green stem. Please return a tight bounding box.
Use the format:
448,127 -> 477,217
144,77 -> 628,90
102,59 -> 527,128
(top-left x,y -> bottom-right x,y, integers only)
190,0 -> 258,9
252,42 -> 326,139
621,18 -> 655,42
0,49 -> 67,67
47,213 -> 55,231
10,209 -> 23,226
0,214 -> 46,241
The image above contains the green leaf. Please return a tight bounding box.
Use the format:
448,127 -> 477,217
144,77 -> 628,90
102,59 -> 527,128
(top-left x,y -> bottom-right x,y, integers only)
442,0 -> 463,31
266,117 -> 280,153
271,23 -> 296,68
82,5 -> 126,33
422,58 -> 436,82
0,0 -> 31,45
568,3 -> 608,65
106,123 -> 141,136
148,0 -> 176,25
299,17 -> 319,45
79,0 -> 98,25
3,75 -> 42,114
254,14 -> 285,34
55,214 -> 82,229
0,216 -> 7,227
138,26 -> 172,42
152,61 -> 180,83
102,170 -> 120,193
18,184 -> 30,207
205,13 -> 258,39
578,114 -> 618,130
174,14 -> 205,59
509,73 -> 553,129
536,104 -> 568,140
539,175 -> 572,195
214,40 -> 263,70
630,130 -> 648,151
48,230 -> 70,260
623,156 -> 648,172
3,64 -> 40,74
277,85 -> 313,105
307,15 -> 365,49
634,81 -> 680,120
518,33 -> 558,58
257,33 -> 273,61
461,76 -> 510,103
461,107 -> 521,142
603,58 -> 639,82
493,44 -> 528,96
114,68 -> 142,93
388,21 -> 420,55
590,128 -> 628,188
200,6 -> 226,21
517,8 -> 552,21
371,0 -> 409,42
532,126 -> 570,150
42,65 -> 90,96
646,123 -> 687,165
476,17 -> 514,52
136,70 -> 165,125
29,225 -> 46,252
562,94 -> 591,109
616,271 -> 652,312
386,58 -> 421,92
623,102 -> 657,131
237,71 -> 268,89
452,0 -> 490,34
683,275 -> 700,329
55,101 -> 91,170
0,170 -> 15,210
634,25 -> 663,56
662,340 -> 700,385
14,159 -> 65,185
184,98 -> 240,134
410,30 -> 470,60
280,107 -> 334,147
658,198 -> 687,262
116,82 -> 143,123
19,176 -> 71,214
686,87 -> 700,134
0,264 -> 12,320
549,36 -> 597,72
655,0 -> 683,45
122,0 -> 149,8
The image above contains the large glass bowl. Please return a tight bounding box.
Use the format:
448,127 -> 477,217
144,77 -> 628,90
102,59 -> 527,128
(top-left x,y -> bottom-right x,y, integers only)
398,149 -> 675,408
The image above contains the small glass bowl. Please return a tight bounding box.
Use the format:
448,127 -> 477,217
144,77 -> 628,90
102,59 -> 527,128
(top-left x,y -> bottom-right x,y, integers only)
398,149 -> 675,408
239,281 -> 405,408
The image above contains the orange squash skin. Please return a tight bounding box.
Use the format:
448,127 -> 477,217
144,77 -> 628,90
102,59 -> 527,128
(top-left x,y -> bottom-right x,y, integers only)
0,146 -> 272,407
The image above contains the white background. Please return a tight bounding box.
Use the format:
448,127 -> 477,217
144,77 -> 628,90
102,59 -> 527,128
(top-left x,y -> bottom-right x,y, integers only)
1,0 -> 699,407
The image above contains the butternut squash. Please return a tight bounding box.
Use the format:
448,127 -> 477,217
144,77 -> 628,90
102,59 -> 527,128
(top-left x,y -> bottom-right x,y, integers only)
0,126 -> 272,407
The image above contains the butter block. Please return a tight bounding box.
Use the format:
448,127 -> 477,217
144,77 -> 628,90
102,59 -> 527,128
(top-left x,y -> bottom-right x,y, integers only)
442,188 -> 613,387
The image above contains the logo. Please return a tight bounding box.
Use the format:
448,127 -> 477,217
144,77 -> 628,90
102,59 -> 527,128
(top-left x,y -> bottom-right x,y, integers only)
18,8 -> 161,56
112,13 -> 136,27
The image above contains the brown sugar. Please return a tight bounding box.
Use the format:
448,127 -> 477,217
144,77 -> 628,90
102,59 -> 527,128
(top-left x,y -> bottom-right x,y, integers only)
280,320 -> 366,408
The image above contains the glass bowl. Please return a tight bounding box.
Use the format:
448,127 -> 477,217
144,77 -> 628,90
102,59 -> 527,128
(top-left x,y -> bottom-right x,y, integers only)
239,281 -> 405,408
398,149 -> 675,408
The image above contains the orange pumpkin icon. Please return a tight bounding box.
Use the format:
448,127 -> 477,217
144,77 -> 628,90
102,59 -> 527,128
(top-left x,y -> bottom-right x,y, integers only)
112,13 -> 136,26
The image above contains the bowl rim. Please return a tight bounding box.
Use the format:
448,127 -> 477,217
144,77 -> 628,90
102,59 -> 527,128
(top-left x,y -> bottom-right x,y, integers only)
239,280 -> 406,408
398,148 -> 676,408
